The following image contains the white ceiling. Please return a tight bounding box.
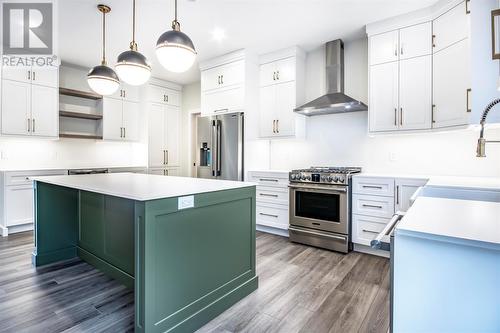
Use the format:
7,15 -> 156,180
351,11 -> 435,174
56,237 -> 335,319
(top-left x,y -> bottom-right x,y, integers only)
58,0 -> 439,85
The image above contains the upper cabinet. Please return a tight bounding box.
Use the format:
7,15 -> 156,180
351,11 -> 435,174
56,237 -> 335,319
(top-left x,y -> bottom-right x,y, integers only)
199,50 -> 258,117
1,66 -> 59,138
258,47 -> 306,139
148,84 -> 181,107
367,0 -> 471,133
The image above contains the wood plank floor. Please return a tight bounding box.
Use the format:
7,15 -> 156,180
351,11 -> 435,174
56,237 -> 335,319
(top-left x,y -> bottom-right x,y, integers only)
0,231 -> 389,333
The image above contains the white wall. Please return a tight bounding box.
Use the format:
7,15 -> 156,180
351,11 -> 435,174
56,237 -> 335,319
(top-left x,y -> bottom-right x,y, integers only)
269,38 -> 500,177
0,64 -> 148,170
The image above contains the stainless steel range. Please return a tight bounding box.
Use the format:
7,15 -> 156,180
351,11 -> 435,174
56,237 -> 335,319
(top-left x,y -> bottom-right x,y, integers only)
288,167 -> 362,253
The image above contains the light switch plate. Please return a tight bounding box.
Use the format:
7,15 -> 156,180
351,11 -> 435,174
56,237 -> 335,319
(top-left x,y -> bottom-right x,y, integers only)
178,195 -> 194,210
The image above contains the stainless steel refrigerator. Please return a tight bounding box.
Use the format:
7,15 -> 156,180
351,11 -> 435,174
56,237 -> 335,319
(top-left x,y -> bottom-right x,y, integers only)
196,112 -> 244,181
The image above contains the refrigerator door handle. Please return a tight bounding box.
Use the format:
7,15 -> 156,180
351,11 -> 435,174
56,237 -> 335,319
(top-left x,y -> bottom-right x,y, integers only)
211,120 -> 218,177
216,120 -> 222,176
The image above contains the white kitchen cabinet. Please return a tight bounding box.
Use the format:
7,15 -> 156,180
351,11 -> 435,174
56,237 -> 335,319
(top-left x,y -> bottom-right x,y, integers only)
5,185 -> 33,227
1,66 -> 58,137
432,1 -> 470,53
248,171 -> 289,235
148,103 -> 181,168
432,38 -> 471,128
102,97 -> 139,141
109,85 -> 140,102
0,169 -> 67,237
122,101 -> 140,141
1,80 -> 31,135
352,214 -> 390,246
30,84 -> 58,137
2,66 -> 58,87
399,22 -> 432,60
258,48 -> 306,139
148,84 -> 180,106
201,59 -> 245,92
369,30 -> 399,65
200,50 -> 257,117
369,61 -> 399,132
395,178 -> 428,212
399,55 -> 432,130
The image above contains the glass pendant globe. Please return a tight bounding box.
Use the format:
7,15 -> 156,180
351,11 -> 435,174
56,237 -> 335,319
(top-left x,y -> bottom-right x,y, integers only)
156,30 -> 196,73
87,65 -> 120,96
115,50 -> 152,86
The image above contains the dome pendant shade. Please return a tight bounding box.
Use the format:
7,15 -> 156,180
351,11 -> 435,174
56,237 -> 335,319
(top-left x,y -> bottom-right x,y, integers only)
87,64 -> 120,96
115,49 -> 152,85
87,4 -> 120,96
156,29 -> 196,73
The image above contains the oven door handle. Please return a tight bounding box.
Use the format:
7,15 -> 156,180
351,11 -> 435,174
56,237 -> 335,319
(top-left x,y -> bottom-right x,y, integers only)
288,184 -> 347,193
370,211 -> 405,251
289,226 -> 347,242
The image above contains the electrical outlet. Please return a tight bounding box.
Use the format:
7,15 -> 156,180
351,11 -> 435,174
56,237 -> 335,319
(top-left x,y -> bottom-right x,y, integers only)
178,195 -> 194,210
389,152 -> 398,161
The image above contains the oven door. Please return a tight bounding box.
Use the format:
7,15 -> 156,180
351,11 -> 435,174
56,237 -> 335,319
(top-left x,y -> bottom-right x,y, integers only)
289,183 -> 348,235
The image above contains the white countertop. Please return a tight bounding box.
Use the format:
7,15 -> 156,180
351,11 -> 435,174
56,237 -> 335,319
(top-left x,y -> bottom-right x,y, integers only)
32,173 -> 256,201
397,196 -> 500,250
0,165 -> 147,172
425,176 -> 500,192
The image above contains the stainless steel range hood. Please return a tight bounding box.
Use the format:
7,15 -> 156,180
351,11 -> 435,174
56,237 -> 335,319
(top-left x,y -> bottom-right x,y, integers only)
294,39 -> 367,116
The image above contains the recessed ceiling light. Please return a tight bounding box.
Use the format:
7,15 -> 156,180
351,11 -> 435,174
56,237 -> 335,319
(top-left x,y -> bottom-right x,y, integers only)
211,28 -> 226,42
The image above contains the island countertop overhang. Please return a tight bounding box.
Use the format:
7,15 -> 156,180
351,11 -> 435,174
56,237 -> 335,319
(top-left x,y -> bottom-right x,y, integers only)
31,172 -> 257,201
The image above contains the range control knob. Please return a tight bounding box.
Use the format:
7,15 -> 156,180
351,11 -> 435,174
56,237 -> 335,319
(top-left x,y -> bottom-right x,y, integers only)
333,176 -> 339,182
290,174 -> 296,180
337,175 -> 345,183
321,176 -> 327,182
306,175 -> 311,181
327,176 -> 333,182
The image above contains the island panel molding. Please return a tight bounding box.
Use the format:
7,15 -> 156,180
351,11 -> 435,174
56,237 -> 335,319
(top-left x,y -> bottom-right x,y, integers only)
32,176 -> 258,333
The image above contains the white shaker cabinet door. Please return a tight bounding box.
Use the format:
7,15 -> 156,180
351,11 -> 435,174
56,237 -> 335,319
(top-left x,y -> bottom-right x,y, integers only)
1,80 -> 31,136
259,85 -> 276,137
432,1 -> 469,53
395,178 -> 428,212
30,84 -> 58,137
399,55 -> 432,130
369,62 -> 399,132
2,66 -> 31,83
369,30 -> 399,65
31,67 -> 58,88
5,185 -> 34,227
165,106 -> 181,167
259,62 -> 276,87
103,98 -> 124,140
432,39 -> 470,128
275,81 -> 297,137
148,103 -> 166,167
274,57 -> 296,84
399,22 -> 432,60
122,101 -> 140,141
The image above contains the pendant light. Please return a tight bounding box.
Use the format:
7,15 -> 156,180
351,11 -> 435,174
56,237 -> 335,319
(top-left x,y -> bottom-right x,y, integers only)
115,0 -> 151,85
87,4 -> 120,96
155,0 -> 196,73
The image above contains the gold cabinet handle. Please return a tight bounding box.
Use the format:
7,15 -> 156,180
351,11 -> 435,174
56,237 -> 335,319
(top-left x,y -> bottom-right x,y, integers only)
27,71 -> 31,81
32,71 -> 36,81
394,108 -> 397,126
432,34 -> 436,48
272,120 -> 276,133
276,119 -> 279,133
432,104 -> 436,124
27,118 -> 31,132
32,119 -> 35,132
400,107 -> 403,126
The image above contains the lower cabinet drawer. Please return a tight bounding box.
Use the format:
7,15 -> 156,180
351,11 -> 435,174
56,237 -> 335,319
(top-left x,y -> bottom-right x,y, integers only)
352,194 -> 395,218
352,214 -> 390,246
5,184 -> 34,227
256,186 -> 288,205
248,172 -> 289,188
256,203 -> 288,230
5,170 -> 66,186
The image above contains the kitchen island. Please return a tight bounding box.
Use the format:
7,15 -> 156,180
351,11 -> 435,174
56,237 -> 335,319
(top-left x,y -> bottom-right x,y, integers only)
31,173 -> 258,333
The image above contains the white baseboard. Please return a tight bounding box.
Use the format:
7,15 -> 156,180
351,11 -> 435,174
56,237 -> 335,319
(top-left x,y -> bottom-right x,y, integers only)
1,223 -> 34,237
354,243 -> 390,258
256,224 -> 289,238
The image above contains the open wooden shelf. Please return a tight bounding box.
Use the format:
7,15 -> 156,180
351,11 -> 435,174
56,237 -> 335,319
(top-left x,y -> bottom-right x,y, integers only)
59,87 -> 102,100
59,133 -> 103,140
59,111 -> 103,120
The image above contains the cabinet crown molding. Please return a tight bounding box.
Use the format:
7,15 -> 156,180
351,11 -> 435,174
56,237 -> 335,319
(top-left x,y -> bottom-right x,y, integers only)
199,49 -> 257,71
366,0 -> 464,36
259,46 -> 306,65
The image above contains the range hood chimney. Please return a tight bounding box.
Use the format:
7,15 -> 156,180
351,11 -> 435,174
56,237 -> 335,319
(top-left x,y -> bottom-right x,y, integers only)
294,39 -> 367,116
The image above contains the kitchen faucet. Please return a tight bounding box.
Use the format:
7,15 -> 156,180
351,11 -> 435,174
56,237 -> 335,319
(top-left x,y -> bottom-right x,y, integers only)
476,98 -> 500,157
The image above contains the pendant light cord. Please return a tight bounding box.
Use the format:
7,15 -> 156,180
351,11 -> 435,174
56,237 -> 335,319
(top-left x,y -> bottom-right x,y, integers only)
130,0 -> 137,50
172,0 -> 180,31
102,9 -> 106,65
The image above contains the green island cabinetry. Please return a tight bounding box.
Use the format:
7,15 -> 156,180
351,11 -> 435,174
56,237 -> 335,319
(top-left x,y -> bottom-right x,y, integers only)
32,173 -> 258,333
